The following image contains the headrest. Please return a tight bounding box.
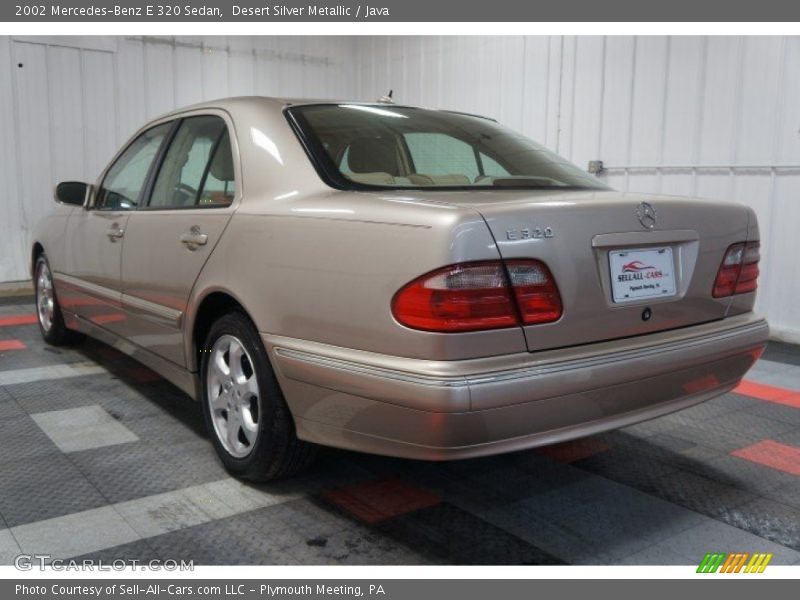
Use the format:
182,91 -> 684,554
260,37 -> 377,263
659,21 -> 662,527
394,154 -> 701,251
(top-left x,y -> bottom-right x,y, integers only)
347,136 -> 399,175
209,143 -> 234,182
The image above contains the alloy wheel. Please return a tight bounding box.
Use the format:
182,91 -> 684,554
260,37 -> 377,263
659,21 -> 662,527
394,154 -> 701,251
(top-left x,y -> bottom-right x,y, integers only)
206,334 -> 261,458
36,261 -> 55,333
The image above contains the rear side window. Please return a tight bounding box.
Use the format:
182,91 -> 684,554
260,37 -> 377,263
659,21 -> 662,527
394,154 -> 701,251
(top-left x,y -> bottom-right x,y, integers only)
148,116 -> 234,209
198,130 -> 235,206
96,123 -> 172,210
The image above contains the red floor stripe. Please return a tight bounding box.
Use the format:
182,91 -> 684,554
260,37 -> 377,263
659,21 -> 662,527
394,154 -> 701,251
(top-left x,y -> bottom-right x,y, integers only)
734,379 -> 800,409
0,339 -> 26,351
126,366 -> 163,383
731,440 -> 800,477
536,437 -> 611,463
323,479 -> 441,524
0,314 -> 37,326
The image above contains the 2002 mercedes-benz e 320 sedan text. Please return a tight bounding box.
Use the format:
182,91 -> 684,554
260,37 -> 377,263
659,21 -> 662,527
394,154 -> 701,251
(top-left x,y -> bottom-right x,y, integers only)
33,97 -> 769,480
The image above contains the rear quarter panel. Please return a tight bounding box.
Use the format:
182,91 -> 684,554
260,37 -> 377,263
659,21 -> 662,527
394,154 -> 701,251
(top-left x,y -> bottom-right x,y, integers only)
188,191 -> 528,364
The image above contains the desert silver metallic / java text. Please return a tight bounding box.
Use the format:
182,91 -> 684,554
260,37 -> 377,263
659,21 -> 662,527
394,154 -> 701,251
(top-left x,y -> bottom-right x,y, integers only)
207,334 -> 261,458
36,261 -> 54,333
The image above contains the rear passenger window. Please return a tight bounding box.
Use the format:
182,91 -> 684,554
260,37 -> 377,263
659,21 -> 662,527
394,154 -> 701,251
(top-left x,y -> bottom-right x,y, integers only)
198,130 -> 235,206
96,123 -> 172,210
149,116 -> 234,209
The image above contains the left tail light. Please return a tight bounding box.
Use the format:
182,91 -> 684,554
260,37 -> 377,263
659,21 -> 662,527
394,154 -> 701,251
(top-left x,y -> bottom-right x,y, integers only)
712,241 -> 760,298
391,260 -> 562,333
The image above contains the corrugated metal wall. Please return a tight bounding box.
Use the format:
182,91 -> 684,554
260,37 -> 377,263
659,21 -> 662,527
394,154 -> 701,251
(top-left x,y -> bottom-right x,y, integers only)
356,36 -> 800,343
2,35 -> 798,342
0,35 -> 357,284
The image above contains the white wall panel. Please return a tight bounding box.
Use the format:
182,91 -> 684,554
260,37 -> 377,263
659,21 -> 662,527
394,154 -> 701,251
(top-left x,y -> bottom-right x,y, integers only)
82,50 -> 117,179
0,37 -> 25,281
174,41 -> 204,107
777,40 -> 800,163
736,37 -> 783,165
629,37 -> 669,167
13,42 -> 52,241
662,37 -> 704,165
46,46 -> 84,184
201,43 -> 229,100
520,36 -> 551,144
114,37 -> 147,145
598,36 -> 635,165
698,37 -> 742,165
0,35 -> 357,284
143,41 -> 175,118
569,36 -> 605,171
226,38 -> 256,97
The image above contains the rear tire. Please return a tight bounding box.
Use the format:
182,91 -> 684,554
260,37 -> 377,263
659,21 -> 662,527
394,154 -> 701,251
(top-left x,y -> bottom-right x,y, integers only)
34,254 -> 82,346
200,311 -> 316,481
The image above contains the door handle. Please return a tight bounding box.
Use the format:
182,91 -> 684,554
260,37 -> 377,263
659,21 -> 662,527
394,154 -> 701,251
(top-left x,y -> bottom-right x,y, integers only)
180,226 -> 208,250
106,224 -> 124,241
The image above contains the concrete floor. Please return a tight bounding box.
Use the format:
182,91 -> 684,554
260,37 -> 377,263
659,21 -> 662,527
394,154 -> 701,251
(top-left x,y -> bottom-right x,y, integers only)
1,297 -> 799,566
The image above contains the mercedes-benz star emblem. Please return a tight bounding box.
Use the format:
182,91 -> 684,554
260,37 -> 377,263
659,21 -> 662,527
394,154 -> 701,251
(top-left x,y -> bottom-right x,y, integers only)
636,202 -> 657,230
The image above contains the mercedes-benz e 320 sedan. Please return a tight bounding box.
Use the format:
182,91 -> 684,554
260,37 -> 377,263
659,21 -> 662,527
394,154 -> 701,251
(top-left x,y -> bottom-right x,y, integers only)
33,97 -> 769,480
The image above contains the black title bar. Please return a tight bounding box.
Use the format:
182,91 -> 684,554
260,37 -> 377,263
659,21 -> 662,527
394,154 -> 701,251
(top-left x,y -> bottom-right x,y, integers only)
5,0 -> 800,22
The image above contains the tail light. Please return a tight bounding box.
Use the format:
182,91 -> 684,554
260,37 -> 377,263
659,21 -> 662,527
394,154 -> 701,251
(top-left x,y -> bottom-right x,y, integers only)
713,242 -> 760,298
391,260 -> 562,333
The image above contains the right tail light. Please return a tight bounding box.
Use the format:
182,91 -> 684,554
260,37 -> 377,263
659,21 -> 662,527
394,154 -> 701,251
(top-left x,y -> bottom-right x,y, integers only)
391,260 -> 562,333
713,242 -> 760,298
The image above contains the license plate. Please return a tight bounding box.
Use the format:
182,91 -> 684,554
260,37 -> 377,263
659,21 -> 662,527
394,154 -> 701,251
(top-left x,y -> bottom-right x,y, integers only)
609,247 -> 677,303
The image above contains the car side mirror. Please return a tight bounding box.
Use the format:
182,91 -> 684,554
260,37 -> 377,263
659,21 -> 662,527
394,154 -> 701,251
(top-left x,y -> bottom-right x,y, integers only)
55,181 -> 90,206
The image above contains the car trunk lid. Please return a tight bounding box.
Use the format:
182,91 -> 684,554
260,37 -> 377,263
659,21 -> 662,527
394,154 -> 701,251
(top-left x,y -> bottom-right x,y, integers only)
452,190 -> 750,352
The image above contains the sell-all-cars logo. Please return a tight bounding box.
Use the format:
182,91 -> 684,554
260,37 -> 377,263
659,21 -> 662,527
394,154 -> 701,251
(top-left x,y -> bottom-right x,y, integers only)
617,261 -> 664,282
622,261 -> 656,273
636,201 -> 657,229
696,552 -> 773,573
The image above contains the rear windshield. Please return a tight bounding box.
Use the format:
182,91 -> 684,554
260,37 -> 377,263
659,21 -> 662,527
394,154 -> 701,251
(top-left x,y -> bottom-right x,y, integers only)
287,104 -> 609,191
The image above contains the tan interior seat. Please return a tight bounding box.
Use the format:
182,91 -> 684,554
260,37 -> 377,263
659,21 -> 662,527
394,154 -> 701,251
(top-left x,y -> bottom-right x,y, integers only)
409,174 -> 472,186
430,174 -> 471,185
347,172 -> 396,185
408,174 -> 434,185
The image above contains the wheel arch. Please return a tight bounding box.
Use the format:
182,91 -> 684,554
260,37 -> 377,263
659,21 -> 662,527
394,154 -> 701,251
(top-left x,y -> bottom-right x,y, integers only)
187,287 -> 261,373
31,242 -> 44,277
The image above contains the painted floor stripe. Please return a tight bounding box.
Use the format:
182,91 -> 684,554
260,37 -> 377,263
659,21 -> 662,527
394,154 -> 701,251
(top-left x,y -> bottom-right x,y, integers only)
323,478 -> 441,524
7,478 -> 300,560
731,440 -> 800,477
126,365 -> 163,383
0,361 -> 106,386
0,315 -> 36,327
0,340 -> 26,351
536,437 -> 611,463
31,405 -> 139,453
734,379 -> 800,409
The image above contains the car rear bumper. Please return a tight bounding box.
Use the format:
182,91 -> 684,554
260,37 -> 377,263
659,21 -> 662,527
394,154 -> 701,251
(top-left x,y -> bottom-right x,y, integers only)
265,313 -> 768,460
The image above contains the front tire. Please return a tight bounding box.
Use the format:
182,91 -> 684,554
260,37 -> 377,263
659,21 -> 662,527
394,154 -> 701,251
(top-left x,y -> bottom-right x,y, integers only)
200,311 -> 316,481
34,254 -> 81,346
